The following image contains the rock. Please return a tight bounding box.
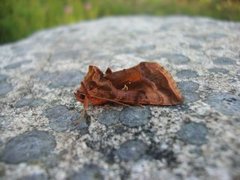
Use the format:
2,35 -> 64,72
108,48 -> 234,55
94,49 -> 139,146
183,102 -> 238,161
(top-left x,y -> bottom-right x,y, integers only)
237,70 -> 240,80
177,122 -> 208,145
208,68 -> 229,74
69,164 -> 104,180
178,81 -> 199,92
189,44 -> 202,49
49,71 -> 83,88
15,98 -> 45,108
48,71 -> 83,88
147,144 -> 177,166
176,70 -> 199,79
119,107 -> 151,127
162,53 -> 190,64
0,74 -> 8,82
0,163 -> 5,176
41,154 -> 59,168
18,173 -> 48,180
0,116 -> 11,129
206,32 -> 227,40
98,109 -> 120,126
0,74 -> 13,96
206,92 -> 240,116
0,130 -> 56,164
4,60 -> 31,70
183,92 -> 200,103
177,81 -> 200,103
0,82 -> 13,96
51,50 -> 81,61
115,140 -> 147,161
213,57 -> 236,65
148,53 -> 190,65
44,105 -> 81,132
135,44 -> 156,53
36,70 -> 83,88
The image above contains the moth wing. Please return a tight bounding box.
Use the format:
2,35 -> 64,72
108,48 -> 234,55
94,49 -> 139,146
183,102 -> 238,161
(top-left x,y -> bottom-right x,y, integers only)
138,62 -> 183,105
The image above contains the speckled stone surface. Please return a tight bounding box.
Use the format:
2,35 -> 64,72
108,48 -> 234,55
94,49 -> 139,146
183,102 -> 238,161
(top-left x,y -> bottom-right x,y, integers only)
0,16 -> 240,180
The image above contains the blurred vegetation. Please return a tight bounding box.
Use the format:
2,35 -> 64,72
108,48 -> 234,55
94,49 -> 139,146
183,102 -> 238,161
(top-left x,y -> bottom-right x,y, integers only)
0,0 -> 240,44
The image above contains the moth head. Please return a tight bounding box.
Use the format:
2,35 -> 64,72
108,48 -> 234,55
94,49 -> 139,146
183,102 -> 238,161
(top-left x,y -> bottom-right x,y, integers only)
79,94 -> 85,100
74,89 -> 86,103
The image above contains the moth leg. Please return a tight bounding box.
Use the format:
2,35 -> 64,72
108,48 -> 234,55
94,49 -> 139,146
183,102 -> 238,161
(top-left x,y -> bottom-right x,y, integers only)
83,97 -> 89,110
80,82 -> 91,110
81,82 -> 90,96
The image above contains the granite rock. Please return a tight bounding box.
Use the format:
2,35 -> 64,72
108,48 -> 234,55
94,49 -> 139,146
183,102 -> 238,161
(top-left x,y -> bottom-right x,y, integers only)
0,78 -> 13,96
119,107 -> 151,127
115,140 -> 147,161
0,74 -> 8,82
177,122 -> 208,145
44,105 -> 81,132
178,81 -> 200,103
18,173 -> 48,180
36,71 -> 84,88
0,74 -> 13,96
176,70 -> 199,79
213,57 -> 236,65
98,109 -> 120,126
4,60 -> 31,70
178,81 -> 199,92
208,67 -> 229,74
69,164 -> 104,180
148,53 -> 190,65
15,97 -> 45,108
206,92 -> 240,116
0,130 -> 56,164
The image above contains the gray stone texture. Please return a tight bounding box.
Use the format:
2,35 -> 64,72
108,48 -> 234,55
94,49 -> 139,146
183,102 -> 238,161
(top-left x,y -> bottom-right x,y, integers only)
119,106 -> 151,127
4,60 -> 31,70
18,173 -> 48,180
178,81 -> 200,103
206,92 -> 240,116
177,122 -> 208,145
44,105 -> 81,132
115,140 -> 147,161
15,97 -> 45,108
0,16 -> 239,180
0,130 -> 56,164
176,69 -> 199,79
213,57 -> 236,65
0,74 -> 13,96
98,109 -> 120,126
69,164 -> 104,180
36,70 -> 84,88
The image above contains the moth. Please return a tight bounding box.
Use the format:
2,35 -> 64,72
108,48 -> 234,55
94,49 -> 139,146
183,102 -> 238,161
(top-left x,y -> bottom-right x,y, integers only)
75,62 -> 183,109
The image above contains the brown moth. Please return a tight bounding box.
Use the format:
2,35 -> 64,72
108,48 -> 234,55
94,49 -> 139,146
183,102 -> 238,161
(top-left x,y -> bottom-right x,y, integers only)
75,62 -> 183,109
